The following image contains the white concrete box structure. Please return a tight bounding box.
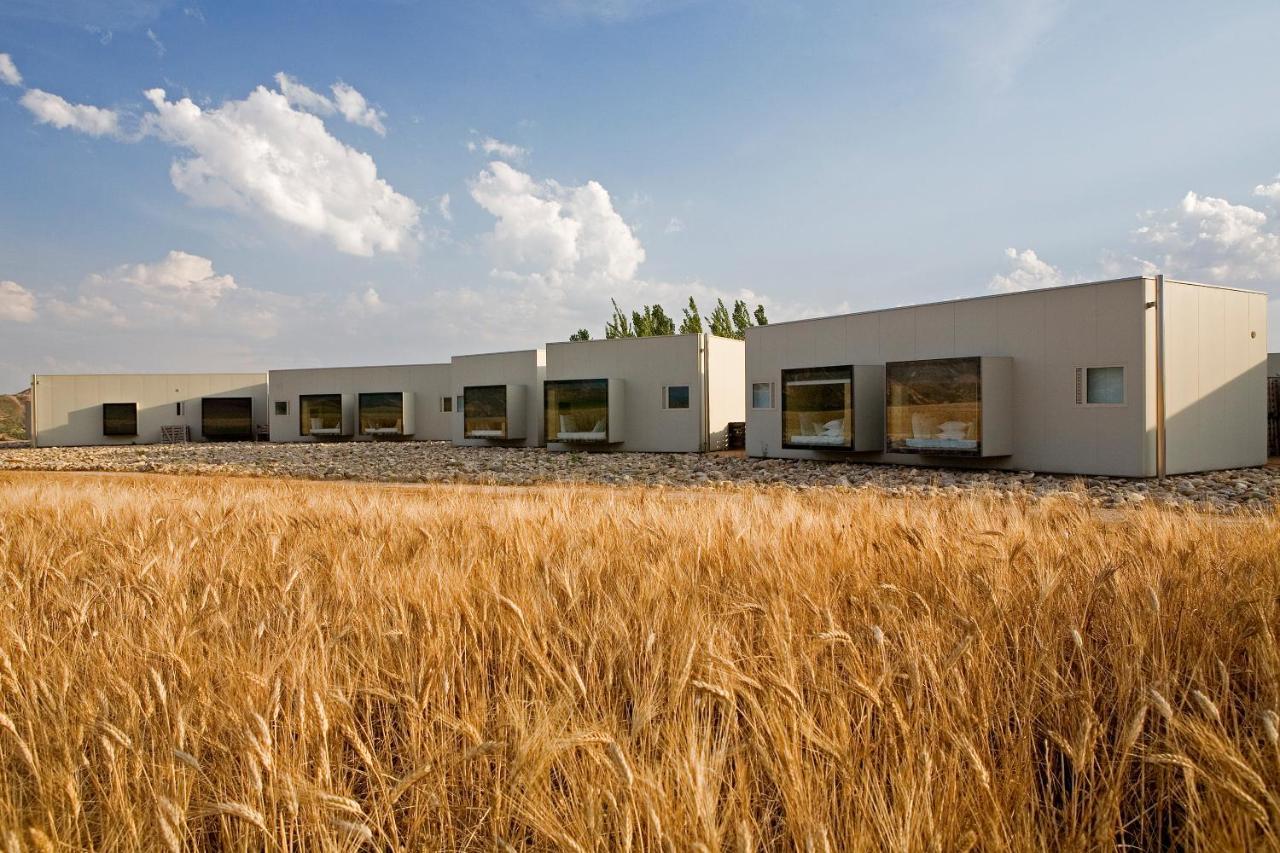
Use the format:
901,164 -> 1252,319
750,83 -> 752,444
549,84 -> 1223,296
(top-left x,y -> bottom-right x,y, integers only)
450,349 -> 546,447
30,373 -> 269,447
746,276 -> 1267,477
268,364 -> 452,442
543,333 -> 745,453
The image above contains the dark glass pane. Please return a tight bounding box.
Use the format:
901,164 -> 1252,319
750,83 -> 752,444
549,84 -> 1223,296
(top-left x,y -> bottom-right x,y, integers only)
782,366 -> 853,449
666,386 -> 690,409
359,392 -> 404,434
464,385 -> 507,437
202,397 -> 253,440
102,403 -> 137,436
300,394 -> 343,435
544,379 -> 608,442
885,358 -> 981,455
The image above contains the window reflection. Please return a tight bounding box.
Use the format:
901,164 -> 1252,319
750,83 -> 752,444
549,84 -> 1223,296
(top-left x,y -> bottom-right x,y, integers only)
202,397 -> 253,441
102,403 -> 137,436
886,358 -> 981,455
359,392 -> 404,435
300,394 -> 343,436
545,379 -> 608,442
465,385 -> 508,437
782,366 -> 853,449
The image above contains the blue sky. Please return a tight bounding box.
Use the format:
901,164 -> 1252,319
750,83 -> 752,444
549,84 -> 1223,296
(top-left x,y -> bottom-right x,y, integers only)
2,0 -> 1279,391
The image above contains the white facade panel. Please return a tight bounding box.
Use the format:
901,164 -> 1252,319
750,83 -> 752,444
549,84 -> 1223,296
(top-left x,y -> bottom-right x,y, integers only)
544,333 -> 743,453
267,364 -> 451,442
31,373 -> 268,447
747,278 -> 1157,476
449,349 -> 545,447
1162,281 -> 1267,474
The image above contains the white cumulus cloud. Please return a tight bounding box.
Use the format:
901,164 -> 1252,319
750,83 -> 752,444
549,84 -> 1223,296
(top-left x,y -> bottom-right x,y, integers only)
468,135 -> 528,162
20,88 -> 121,137
0,281 -> 37,323
0,53 -> 21,87
331,82 -> 386,136
469,161 -> 644,285
987,247 -> 1065,292
141,86 -> 419,255
273,72 -> 386,135
1132,191 -> 1280,283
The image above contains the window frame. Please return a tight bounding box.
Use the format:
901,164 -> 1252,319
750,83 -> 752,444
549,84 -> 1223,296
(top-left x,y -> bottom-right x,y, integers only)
299,393 -> 343,436
751,381 -> 775,410
440,395 -> 453,413
662,384 -> 691,410
102,402 -> 138,437
463,384 -> 509,438
273,400 -> 288,417
1075,365 -> 1127,407
780,365 -> 855,451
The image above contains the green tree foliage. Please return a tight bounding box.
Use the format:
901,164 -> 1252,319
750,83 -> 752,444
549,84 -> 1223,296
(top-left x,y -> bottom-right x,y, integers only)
679,297 -> 703,334
731,299 -> 754,339
706,298 -> 734,338
604,299 -> 635,339
632,304 -> 675,337
580,296 -> 769,341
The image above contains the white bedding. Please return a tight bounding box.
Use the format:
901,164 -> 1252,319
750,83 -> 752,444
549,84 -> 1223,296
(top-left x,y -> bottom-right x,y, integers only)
557,431 -> 607,441
467,429 -> 505,437
789,434 -> 847,446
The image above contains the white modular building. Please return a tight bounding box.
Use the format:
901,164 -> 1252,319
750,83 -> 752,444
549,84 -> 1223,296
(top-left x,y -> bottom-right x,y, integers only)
267,363 -> 452,442
450,349 -> 546,447
745,276 -> 1267,476
543,333 -> 745,453
29,372 -> 269,447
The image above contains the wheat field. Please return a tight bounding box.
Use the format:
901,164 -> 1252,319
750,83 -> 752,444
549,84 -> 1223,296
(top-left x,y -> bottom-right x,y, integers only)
0,471 -> 1277,850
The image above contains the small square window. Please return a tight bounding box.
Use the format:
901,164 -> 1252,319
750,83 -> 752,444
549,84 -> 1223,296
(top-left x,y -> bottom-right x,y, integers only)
1081,366 -> 1124,405
663,385 -> 690,410
751,382 -> 774,409
441,396 -> 453,413
455,395 -> 464,412
175,402 -> 184,416
274,401 -> 289,416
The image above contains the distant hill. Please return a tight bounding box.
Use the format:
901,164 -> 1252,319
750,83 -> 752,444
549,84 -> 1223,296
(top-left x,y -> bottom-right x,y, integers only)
0,389 -> 30,441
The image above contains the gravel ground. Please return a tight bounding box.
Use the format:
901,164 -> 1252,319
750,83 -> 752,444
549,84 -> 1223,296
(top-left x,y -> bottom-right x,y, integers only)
1,441 -> 1278,511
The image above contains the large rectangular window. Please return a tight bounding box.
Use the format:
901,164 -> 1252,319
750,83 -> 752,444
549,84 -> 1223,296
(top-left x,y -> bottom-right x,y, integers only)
464,385 -> 508,437
299,394 -> 343,436
102,402 -> 138,436
201,397 -> 254,441
782,366 -> 853,449
359,392 -> 405,435
885,358 -> 981,455
545,379 -> 608,442
1084,366 -> 1124,405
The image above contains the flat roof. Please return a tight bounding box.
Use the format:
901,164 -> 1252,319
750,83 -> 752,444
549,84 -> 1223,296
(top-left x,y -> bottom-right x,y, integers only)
451,348 -> 544,359
33,371 -> 266,379
754,275 -> 1266,331
268,362 -> 450,374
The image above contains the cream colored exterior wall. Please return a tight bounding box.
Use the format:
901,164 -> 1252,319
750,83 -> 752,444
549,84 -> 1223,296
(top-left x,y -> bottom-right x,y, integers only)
267,364 -> 452,442
705,334 -> 746,450
449,349 -> 546,447
31,373 -> 268,447
1161,281 -> 1268,474
544,333 -> 743,452
746,277 -> 1158,476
